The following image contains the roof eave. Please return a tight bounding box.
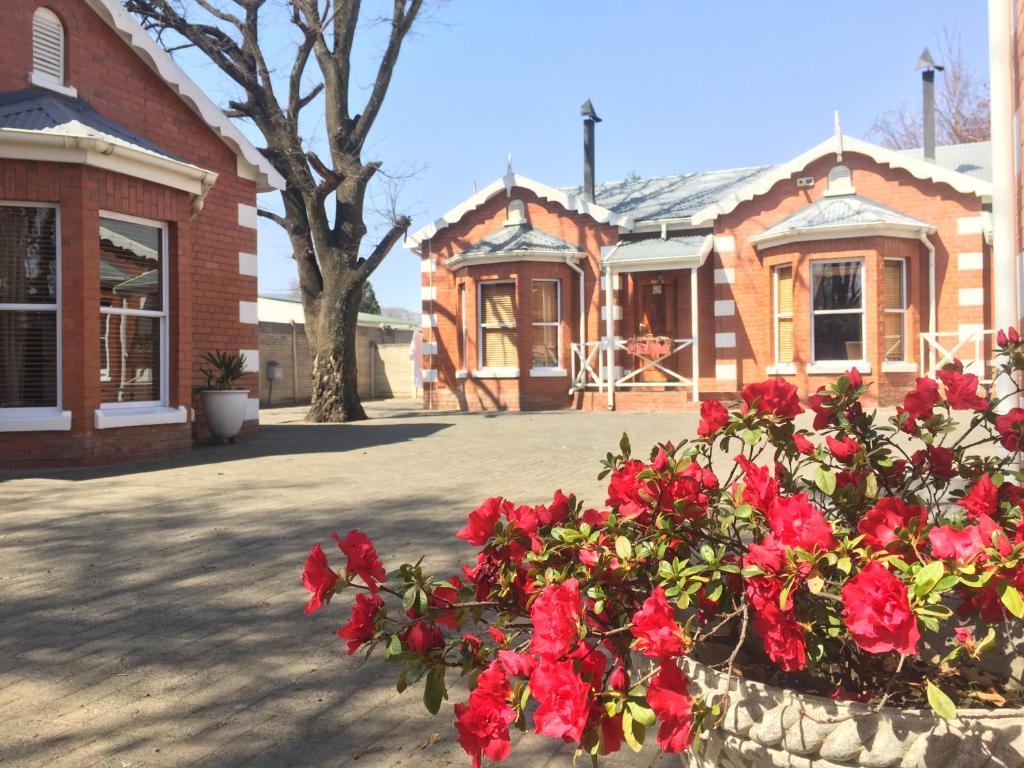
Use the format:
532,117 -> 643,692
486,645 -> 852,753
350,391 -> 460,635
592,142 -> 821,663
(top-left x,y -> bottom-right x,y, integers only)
602,234 -> 713,272
445,248 -> 583,271
750,222 -> 936,250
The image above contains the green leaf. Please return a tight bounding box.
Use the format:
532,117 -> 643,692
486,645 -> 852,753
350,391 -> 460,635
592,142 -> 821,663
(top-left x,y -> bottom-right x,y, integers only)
835,556 -> 852,575
386,634 -> 402,659
1000,583 -> 1024,619
806,574 -> 824,595
741,565 -> 765,579
864,473 -> 878,499
626,701 -> 657,727
423,666 -> 447,715
914,561 -> 946,598
619,432 -> 631,458
615,536 -> 633,561
926,679 -> 957,721
396,669 -> 409,694
621,707 -> 645,752
739,428 -> 761,447
814,466 -> 837,496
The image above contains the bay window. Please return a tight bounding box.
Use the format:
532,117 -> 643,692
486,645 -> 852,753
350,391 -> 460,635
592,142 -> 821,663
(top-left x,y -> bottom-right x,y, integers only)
811,260 -> 864,363
478,281 -> 517,372
883,259 -> 907,362
531,279 -> 560,370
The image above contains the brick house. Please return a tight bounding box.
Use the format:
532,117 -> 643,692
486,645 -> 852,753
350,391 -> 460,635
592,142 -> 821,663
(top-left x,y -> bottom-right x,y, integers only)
0,0 -> 283,469
408,115 -> 992,412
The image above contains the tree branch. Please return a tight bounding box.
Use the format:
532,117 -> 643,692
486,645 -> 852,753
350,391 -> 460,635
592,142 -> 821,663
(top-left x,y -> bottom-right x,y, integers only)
357,216 -> 411,277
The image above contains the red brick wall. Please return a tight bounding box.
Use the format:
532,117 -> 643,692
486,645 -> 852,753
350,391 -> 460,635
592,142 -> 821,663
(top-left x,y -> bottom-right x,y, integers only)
0,0 -> 260,468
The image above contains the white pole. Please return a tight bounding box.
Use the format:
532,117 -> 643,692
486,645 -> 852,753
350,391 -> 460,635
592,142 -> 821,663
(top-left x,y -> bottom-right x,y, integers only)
989,0 -> 1020,412
691,267 -> 700,402
604,267 -> 615,410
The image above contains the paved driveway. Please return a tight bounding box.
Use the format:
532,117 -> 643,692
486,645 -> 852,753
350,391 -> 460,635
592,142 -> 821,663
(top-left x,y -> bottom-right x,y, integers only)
0,402 -> 694,768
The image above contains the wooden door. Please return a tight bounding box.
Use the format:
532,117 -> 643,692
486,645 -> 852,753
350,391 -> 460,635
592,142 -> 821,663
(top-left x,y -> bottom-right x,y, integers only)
636,279 -> 675,382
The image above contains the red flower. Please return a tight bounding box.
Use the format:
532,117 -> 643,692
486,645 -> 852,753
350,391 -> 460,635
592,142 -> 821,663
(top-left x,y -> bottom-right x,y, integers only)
337,593 -> 384,655
958,475 -> 998,520
807,389 -> 835,430
792,434 -> 814,455
302,543 -> 339,616
997,327 -> 1020,347
841,562 -> 919,655
457,497 -> 510,546
630,587 -> 687,659
741,378 -> 803,418
697,399 -> 730,437
911,445 -> 956,480
844,367 -> 864,389
745,575 -> 807,671
928,515 -> 1010,564
422,576 -> 462,631
902,377 -> 940,422
404,621 -> 444,656
331,530 -> 387,596
530,658 -> 591,742
506,504 -> 540,535
538,489 -> 571,526
766,494 -> 837,553
857,498 -> 927,551
937,368 -> 990,411
497,650 -> 537,678
996,408 -> 1024,452
646,661 -> 695,752
735,456 -> 779,514
530,579 -> 582,659
454,661 -> 515,768
954,626 -> 975,653
825,435 -> 860,463
606,460 -> 655,522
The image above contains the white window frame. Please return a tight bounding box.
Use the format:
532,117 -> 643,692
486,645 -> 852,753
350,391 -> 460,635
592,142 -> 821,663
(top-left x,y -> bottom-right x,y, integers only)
882,257 -> 909,365
457,282 -> 467,375
97,210 -> 169,410
771,265 -> 794,372
808,258 -> 869,373
0,201 -> 69,431
476,279 -> 518,377
530,278 -> 563,374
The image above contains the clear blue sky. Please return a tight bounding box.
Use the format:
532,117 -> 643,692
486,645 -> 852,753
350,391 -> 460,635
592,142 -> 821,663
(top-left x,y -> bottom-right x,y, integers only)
180,1 -> 990,313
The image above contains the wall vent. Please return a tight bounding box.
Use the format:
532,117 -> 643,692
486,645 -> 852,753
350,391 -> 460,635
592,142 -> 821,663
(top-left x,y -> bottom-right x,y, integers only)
32,8 -> 65,86
796,176 -> 815,188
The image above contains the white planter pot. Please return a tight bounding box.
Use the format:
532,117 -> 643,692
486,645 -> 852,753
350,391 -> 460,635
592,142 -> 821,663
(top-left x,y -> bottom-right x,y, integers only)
200,389 -> 249,441
684,661 -> 1024,768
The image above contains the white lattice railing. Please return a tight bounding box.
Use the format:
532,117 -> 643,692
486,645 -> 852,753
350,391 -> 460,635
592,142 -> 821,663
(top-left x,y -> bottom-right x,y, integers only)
920,329 -> 996,382
612,338 -> 694,389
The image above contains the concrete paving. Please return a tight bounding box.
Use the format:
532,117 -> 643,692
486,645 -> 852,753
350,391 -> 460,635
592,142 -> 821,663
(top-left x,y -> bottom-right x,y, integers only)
0,401 -> 696,768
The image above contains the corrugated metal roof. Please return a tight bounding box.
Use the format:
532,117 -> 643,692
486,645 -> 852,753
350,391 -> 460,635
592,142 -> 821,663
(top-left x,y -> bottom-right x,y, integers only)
899,141 -> 990,181
457,223 -> 580,256
604,233 -> 711,267
256,295 -> 419,329
0,89 -> 179,160
753,195 -> 930,242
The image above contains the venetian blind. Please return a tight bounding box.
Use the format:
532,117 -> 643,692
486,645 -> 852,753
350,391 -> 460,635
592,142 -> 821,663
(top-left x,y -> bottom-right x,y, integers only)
776,266 -> 793,364
883,261 -> 904,309
481,283 -> 516,325
480,283 -> 516,368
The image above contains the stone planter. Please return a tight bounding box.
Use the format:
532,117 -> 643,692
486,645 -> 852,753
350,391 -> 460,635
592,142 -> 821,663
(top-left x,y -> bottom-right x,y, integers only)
683,661 -> 1024,768
200,389 -> 249,441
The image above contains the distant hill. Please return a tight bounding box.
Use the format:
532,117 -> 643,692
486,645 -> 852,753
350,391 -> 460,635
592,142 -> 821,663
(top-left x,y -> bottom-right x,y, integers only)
380,306 -> 419,323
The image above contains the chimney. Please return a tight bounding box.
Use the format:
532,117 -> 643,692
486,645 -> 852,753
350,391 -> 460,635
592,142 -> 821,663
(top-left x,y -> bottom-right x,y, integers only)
580,99 -> 601,203
917,48 -> 944,160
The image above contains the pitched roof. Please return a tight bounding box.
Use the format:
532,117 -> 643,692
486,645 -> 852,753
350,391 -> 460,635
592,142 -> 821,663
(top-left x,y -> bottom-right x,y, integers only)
899,141 -> 991,181
256,295 -> 418,329
457,223 -> 581,256
750,194 -> 933,249
603,233 -> 713,270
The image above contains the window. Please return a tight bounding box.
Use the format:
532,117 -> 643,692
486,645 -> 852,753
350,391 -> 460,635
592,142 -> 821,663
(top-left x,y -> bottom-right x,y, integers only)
99,214 -> 167,405
773,265 -> 793,365
30,8 -> 74,95
0,204 -> 59,410
478,281 -> 517,370
811,259 -> 864,362
883,259 -> 907,362
457,282 -> 466,370
531,279 -> 560,369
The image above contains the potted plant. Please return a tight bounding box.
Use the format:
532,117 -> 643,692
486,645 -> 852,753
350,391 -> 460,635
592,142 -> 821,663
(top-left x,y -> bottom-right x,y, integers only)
199,350 -> 249,442
626,335 -> 673,358
302,329 -> 1024,767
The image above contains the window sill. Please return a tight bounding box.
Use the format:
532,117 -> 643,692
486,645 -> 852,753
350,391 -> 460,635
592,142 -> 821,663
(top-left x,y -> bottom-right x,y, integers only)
455,370 -> 468,380
529,368 -> 568,378
94,405 -> 188,429
882,361 -> 918,374
765,363 -> 796,376
806,361 -> 872,375
472,368 -> 519,379
28,70 -> 78,98
0,409 -> 72,432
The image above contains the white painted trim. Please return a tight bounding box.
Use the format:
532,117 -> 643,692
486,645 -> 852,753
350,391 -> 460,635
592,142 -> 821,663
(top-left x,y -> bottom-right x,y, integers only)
715,362 -> 737,381
405,172 -> 633,251
750,221 -> 933,250
765,363 -> 796,376
959,288 -> 985,306
80,0 -> 284,191
94,405 -> 187,429
529,367 -> 568,378
420,258 -> 436,274
600,273 -> 621,291
692,135 -> 992,226
455,369 -> 468,380
446,249 -> 582,271
245,397 -> 259,420
713,267 -> 735,284
239,251 -> 258,276
600,305 -> 622,321
957,252 -> 984,271
421,313 -> 437,327
473,367 -> 519,379
715,332 -> 736,348
807,361 -> 872,375
422,369 -> 439,383
420,285 -> 437,301
239,300 -> 259,324
422,341 -> 438,355
713,235 -> 736,253
957,215 -> 985,235
28,71 -> 77,98
882,361 -> 918,373
0,409 -> 72,432
958,323 -> 986,340
238,203 -> 258,229
713,300 -> 735,317
239,349 -> 259,373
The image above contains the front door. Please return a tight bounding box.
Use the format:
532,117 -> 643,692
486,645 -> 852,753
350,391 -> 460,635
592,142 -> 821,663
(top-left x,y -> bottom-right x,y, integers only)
636,279 -> 675,382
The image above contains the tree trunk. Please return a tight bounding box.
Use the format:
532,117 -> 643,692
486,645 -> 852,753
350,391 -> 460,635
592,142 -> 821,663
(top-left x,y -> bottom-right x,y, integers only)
306,278 -> 366,422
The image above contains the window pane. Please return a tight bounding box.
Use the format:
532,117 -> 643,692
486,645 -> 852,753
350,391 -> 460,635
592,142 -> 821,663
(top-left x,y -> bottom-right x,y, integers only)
884,261 -> 904,309
814,314 -> 863,361
99,314 -> 161,402
100,217 -> 163,311
812,261 -> 861,311
776,266 -> 793,315
481,283 -> 515,325
532,326 -> 558,367
482,328 -> 517,368
531,281 -> 558,323
0,311 -> 57,407
884,313 -> 905,361
777,317 -> 794,364
0,206 -> 57,304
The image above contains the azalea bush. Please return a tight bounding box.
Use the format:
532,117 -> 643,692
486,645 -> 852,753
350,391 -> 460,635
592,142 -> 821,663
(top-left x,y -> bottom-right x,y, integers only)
303,329 -> 1024,766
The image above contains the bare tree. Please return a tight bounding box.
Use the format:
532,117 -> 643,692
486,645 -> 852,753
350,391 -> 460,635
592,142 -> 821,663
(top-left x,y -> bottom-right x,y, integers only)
126,0 -> 423,422
871,30 -> 990,149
